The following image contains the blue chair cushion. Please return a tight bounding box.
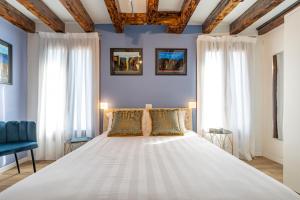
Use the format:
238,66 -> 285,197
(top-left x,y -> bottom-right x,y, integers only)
70,137 -> 92,143
0,122 -> 6,144
0,142 -> 38,156
6,121 -> 19,143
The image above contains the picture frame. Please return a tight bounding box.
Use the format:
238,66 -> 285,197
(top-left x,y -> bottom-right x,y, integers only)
0,39 -> 12,84
155,48 -> 187,75
110,48 -> 143,75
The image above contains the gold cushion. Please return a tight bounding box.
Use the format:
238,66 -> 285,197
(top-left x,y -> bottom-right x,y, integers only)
149,109 -> 184,136
108,110 -> 143,137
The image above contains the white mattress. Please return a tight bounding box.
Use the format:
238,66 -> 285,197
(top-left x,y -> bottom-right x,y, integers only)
0,131 -> 299,200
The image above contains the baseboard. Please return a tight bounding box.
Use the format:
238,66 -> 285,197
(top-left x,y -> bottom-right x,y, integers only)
263,152 -> 283,164
0,156 -> 30,173
254,151 -> 262,156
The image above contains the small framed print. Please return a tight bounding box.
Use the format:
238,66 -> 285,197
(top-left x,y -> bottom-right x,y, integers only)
155,48 -> 187,75
111,48 -> 143,75
0,39 -> 12,84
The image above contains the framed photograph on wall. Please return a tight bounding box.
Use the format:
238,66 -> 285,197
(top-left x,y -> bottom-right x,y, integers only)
0,39 -> 12,84
110,48 -> 143,75
155,48 -> 187,75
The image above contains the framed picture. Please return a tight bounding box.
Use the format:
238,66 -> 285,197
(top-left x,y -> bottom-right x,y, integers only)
0,39 -> 12,84
155,48 -> 187,75
110,48 -> 143,75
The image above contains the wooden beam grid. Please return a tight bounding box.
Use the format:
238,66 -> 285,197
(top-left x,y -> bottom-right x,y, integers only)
1,0 -> 294,35
104,0 -> 200,33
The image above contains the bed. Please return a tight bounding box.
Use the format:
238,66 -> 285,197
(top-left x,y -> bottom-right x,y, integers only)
0,109 -> 299,200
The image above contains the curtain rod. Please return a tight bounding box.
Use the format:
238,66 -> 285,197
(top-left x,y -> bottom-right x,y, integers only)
200,33 -> 257,38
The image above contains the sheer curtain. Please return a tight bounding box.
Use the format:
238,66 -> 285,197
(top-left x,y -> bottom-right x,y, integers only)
37,33 -> 99,160
197,35 -> 256,160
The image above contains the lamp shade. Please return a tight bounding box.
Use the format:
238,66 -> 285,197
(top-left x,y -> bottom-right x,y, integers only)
145,104 -> 152,109
100,102 -> 108,110
188,101 -> 196,109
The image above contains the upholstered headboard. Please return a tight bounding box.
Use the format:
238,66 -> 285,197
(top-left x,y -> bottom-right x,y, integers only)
103,108 -> 193,132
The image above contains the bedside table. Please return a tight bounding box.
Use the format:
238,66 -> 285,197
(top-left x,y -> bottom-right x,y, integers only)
64,136 -> 92,155
205,128 -> 233,155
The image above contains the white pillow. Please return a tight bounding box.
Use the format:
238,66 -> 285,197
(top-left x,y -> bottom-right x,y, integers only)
178,110 -> 187,131
142,109 -> 152,136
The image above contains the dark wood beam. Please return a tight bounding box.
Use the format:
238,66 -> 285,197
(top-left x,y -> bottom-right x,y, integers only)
167,0 -> 201,34
17,0 -> 65,32
147,0 -> 159,24
230,0 -> 283,35
257,1 -> 300,35
104,0 -> 195,33
59,0 -> 94,32
104,0 -> 124,33
0,0 -> 35,33
120,12 -> 180,25
152,12 -> 181,25
121,12 -> 181,26
202,0 -> 241,34
121,13 -> 147,25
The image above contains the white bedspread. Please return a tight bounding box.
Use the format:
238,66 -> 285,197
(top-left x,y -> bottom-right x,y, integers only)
0,131 -> 299,200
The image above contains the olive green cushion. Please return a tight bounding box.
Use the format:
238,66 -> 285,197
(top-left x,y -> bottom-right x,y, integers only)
108,110 -> 143,137
149,109 -> 184,136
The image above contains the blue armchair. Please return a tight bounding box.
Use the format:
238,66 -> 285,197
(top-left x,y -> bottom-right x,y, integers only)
0,121 -> 38,173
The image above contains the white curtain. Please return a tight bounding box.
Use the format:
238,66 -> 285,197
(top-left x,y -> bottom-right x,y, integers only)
197,35 -> 256,160
37,33 -> 100,160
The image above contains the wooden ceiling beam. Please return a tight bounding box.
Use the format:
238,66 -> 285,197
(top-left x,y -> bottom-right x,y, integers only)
157,11 -> 181,18
230,0 -> 283,35
121,12 -> 181,26
17,0 -> 65,32
257,1 -> 300,35
167,0 -> 201,34
0,0 -> 35,33
202,0 -> 241,34
149,12 -> 181,25
147,0 -> 159,24
104,0 -> 124,33
121,13 -> 147,25
59,0 -> 94,32
147,0 -> 181,26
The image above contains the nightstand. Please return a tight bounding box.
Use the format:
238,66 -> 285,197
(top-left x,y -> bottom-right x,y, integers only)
64,136 -> 92,155
206,128 -> 233,155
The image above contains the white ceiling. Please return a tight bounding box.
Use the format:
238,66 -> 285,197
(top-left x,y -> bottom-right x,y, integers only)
4,0 -> 299,34
158,0 -> 185,12
118,0 -> 147,13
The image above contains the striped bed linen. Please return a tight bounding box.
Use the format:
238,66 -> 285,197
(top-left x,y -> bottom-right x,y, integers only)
0,131 -> 299,200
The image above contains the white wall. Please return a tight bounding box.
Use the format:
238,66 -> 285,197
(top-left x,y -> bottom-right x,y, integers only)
283,7 -> 300,193
256,25 -> 284,164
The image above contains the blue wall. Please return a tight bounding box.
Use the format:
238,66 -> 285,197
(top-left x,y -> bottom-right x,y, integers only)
96,25 -> 200,130
0,18 -> 28,167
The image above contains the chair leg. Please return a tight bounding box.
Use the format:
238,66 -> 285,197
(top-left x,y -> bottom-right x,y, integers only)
14,153 -> 20,174
30,149 -> 36,173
